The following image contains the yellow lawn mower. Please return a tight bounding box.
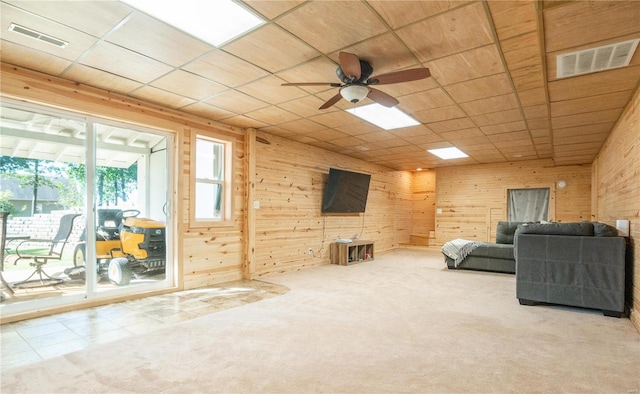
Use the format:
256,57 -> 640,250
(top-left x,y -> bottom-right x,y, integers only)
70,209 -> 166,286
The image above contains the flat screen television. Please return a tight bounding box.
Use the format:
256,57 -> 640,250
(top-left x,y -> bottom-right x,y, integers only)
322,168 -> 371,213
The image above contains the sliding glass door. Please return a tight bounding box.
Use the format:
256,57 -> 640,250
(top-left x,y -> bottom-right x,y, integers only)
0,100 -> 174,316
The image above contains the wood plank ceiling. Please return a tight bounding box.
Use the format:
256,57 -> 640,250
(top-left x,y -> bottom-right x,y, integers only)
1,0 -> 639,170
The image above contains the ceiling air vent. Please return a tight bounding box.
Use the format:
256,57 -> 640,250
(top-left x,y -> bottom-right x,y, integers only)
556,38 -> 639,78
8,23 -> 68,48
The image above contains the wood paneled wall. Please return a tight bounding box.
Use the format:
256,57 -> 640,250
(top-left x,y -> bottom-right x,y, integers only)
592,86 -> 640,332
411,170 -> 436,236
251,131 -> 412,277
181,127 -> 247,289
434,159 -> 591,244
0,64 -> 247,291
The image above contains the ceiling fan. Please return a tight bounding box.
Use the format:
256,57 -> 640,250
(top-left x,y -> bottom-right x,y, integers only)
281,52 -> 431,110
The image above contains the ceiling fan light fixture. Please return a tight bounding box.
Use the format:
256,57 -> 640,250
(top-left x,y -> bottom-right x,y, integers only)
340,85 -> 369,103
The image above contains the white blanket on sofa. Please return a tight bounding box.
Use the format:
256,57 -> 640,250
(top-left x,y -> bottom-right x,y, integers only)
441,239 -> 483,267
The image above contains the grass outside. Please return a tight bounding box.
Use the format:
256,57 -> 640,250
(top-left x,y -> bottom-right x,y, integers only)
3,247 -> 75,271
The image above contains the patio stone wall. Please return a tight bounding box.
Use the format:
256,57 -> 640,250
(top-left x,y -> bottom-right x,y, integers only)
6,210 -> 85,244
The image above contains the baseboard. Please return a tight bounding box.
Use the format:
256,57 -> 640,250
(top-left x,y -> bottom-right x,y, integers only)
630,307 -> 640,334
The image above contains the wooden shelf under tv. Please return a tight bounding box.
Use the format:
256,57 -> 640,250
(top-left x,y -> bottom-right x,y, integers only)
330,240 -> 374,266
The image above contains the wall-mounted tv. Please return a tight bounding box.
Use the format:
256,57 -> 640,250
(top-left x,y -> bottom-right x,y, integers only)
322,168 -> 371,214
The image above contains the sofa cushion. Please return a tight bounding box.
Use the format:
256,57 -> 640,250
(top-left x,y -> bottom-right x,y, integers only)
496,221 -> 529,244
593,222 -> 618,237
516,222 -> 594,237
469,243 -> 515,260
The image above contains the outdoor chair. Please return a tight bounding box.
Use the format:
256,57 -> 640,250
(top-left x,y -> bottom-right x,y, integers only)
5,213 -> 81,288
1,211 -> 14,296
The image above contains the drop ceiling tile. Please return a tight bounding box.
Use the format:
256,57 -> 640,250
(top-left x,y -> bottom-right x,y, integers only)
237,75 -> 308,105
375,76 -> 440,99
414,140 -> 451,150
547,66 -> 640,103
526,118 -> 549,130
358,131 -> 397,142
413,105 -> 467,124
4,0 -> 131,38
449,135 -> 492,147
222,24 -> 319,73
183,50 -> 270,88
276,57 -> 340,94
487,130 -> 531,143
530,128 -> 552,138
501,32 -> 541,70
329,33 -> 420,76
375,138 -> 414,149
107,13 -> 213,67
276,1 -> 388,54
223,115 -> 269,129
550,108 -> 622,129
480,120 -> 527,135
301,128 -> 349,141
445,73 -> 514,103
553,123 -> 614,139
518,87 -> 547,107
510,64 -> 545,91
426,44 -> 505,86
79,41 -> 173,83
205,90 -> 268,113
523,105 -> 549,119
304,140 -> 337,151
258,126 -> 296,138
336,121 -> 382,136
439,127 -> 484,140
278,96 -> 332,118
368,0 -> 472,29
544,1 -> 640,53
428,118 -> 475,133
398,88 -> 455,113
243,0 -> 305,20
245,105 -> 300,125
63,64 -> 142,94
396,2 -> 494,62
327,136 -> 368,147
459,93 -> 520,116
151,70 -> 228,100
130,85 -> 196,109
309,111 -> 361,129
1,3 -> 99,61
288,134 -> 320,144
549,90 -> 633,117
471,108 -> 524,127
277,118 -> 326,134
181,102 -> 237,121
1,40 -> 71,76
388,124 -> 435,138
487,1 -> 537,41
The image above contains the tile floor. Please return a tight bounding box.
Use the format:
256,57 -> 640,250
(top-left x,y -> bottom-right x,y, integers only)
1,280 -> 288,370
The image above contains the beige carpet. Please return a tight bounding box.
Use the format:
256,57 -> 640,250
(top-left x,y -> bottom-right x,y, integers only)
2,248 -> 639,393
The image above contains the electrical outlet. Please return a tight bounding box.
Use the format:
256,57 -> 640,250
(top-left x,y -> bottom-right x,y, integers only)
308,248 -> 313,255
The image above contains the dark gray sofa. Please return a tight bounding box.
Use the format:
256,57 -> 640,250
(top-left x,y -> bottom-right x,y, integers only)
444,221 -> 526,274
515,222 -> 626,317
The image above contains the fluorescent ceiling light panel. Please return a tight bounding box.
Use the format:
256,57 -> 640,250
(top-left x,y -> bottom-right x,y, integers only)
428,147 -> 468,160
122,0 -> 264,47
346,104 -> 419,130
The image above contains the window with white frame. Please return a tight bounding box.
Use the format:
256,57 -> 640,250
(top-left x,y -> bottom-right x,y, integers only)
191,132 -> 233,225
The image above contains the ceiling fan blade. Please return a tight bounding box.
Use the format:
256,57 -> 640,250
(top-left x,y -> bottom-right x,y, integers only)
338,52 -> 361,81
368,68 -> 431,85
367,88 -> 399,107
282,82 -> 342,87
319,93 -> 343,110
